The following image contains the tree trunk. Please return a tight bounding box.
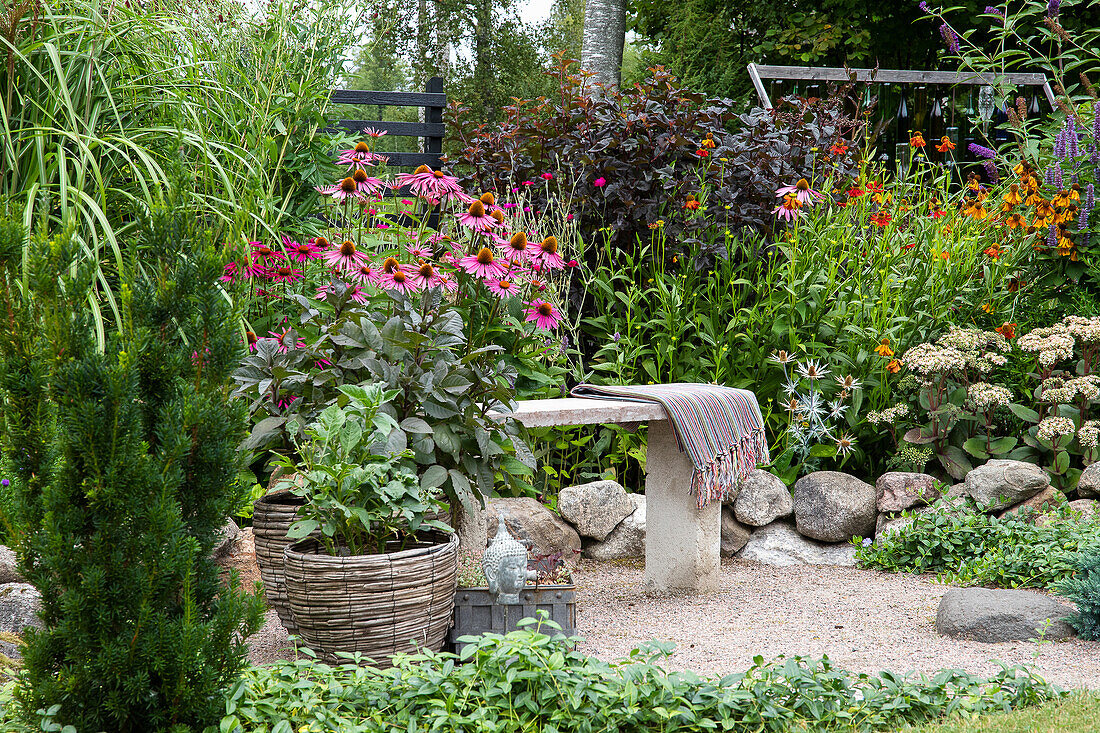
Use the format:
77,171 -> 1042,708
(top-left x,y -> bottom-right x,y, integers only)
581,0 -> 626,90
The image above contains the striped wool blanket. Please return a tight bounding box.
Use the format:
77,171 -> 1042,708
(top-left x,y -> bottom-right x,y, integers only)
570,383 -> 768,508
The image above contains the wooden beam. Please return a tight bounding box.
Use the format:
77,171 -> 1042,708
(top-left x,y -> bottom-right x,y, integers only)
330,89 -> 447,108
748,65 -> 1049,86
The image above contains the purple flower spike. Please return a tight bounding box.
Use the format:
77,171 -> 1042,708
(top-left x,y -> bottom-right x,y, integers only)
1,479 -> 8,487
1048,0 -> 1061,16
982,160 -> 1000,184
968,142 -> 997,159
939,24 -> 961,53
1046,225 -> 1058,249
984,5 -> 1004,17
919,1 -> 931,12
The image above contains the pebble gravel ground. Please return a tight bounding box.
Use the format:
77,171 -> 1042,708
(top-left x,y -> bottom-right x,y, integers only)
234,546 -> 1100,690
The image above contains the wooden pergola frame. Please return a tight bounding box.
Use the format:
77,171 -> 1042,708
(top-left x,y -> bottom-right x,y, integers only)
746,63 -> 1056,111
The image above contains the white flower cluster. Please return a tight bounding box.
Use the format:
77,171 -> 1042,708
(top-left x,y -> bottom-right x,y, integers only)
967,382 -> 1013,410
1037,415 -> 1076,441
1064,315 -> 1100,344
866,404 -> 910,425
1079,420 -> 1100,449
938,326 -> 1009,373
1040,375 -> 1100,404
1018,325 -> 1076,368
902,342 -> 968,377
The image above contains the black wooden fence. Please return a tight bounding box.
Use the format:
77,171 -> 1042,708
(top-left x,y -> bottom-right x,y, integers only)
329,76 -> 446,170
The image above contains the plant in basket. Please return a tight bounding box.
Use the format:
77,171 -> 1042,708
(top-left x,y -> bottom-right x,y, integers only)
272,382 -> 459,665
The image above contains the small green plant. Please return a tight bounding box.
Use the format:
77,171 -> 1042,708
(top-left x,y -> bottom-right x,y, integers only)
858,498 -> 1100,588
215,612 -> 1065,733
1056,544 -> 1100,640
275,383 -> 448,556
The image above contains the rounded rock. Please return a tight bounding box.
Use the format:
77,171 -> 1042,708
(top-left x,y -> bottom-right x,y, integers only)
792,471 -> 877,542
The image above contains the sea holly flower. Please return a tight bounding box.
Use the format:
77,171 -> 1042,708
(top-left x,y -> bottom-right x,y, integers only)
796,360 -> 829,381
834,433 -> 856,456
395,165 -> 472,204
524,299 -> 563,330
459,247 -> 508,279
775,178 -> 824,205
322,240 -> 369,272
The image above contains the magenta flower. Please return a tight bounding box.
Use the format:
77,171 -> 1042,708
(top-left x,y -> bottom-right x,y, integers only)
500,231 -> 531,263
485,278 -> 520,298
773,195 -> 803,222
408,261 -> 446,289
380,268 -> 422,295
459,247 -> 508,279
322,240 -> 369,272
336,141 -> 386,170
286,239 -> 321,263
524,299 -> 563,330
316,177 -> 364,202
351,262 -> 381,286
775,178 -> 824,205
251,241 -> 285,265
395,164 -> 472,204
531,236 -> 565,270
594,177 -> 607,187
407,244 -> 433,259
268,327 -> 305,354
315,283 -> 368,303
269,264 -> 303,283
540,172 -> 553,180
456,200 -> 502,233
219,261 -> 239,283
361,127 -> 387,138
351,169 -> 386,196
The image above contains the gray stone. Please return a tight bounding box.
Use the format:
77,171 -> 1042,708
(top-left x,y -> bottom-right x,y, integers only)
738,521 -> 858,567
998,487 -> 1067,521
791,471 -> 877,542
733,470 -> 793,526
935,587 -> 1076,642
875,514 -> 915,543
213,518 -> 240,559
1078,462 -> 1100,499
0,545 -> 23,585
584,494 -> 646,561
963,459 -> 1050,511
558,480 -> 635,541
876,472 -> 942,513
0,583 -> 42,660
1068,498 -> 1099,522
487,497 -> 581,559
721,507 -> 750,557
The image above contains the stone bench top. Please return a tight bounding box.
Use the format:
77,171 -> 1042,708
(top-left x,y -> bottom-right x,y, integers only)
497,397 -> 668,428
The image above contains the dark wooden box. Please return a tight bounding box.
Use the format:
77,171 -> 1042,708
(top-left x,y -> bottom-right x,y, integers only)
449,584 -> 576,652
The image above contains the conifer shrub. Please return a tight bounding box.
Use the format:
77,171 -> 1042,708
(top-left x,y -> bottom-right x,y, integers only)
1058,545 -> 1100,640
0,210 -> 265,731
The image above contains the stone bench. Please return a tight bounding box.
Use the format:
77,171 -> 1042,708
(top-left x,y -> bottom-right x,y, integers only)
505,397 -> 720,594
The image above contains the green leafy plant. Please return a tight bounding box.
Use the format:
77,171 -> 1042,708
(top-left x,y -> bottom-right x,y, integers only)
275,383 -> 448,556
214,614 -> 1064,733
0,211 -> 264,730
858,498 -> 1100,588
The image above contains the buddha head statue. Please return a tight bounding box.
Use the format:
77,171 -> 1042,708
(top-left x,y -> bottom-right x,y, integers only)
483,516 -> 535,604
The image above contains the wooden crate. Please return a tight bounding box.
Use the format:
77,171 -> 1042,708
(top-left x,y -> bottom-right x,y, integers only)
449,584 -> 576,653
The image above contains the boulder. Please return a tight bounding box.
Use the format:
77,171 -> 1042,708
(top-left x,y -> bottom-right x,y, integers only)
791,471 -> 877,542
1038,499 -> 1098,526
584,494 -> 646,561
213,518 -> 240,559
998,487 -> 1066,521
935,587 -> 1076,643
738,521 -> 858,567
558,480 -> 635,541
962,459 -> 1049,511
721,507 -> 751,557
487,497 -> 581,559
733,470 -> 793,526
1078,462 -> 1100,499
876,472 -> 942,513
0,583 -> 42,660
0,545 -> 23,585
875,514 -> 915,543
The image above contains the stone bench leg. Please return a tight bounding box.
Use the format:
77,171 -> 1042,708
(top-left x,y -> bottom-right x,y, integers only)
644,420 -> 720,593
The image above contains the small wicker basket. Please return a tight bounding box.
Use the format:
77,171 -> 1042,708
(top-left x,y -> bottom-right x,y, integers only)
283,530 -> 459,666
252,490 -> 306,633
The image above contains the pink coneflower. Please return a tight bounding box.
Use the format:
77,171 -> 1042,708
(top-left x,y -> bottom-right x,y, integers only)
361,127 -> 387,138
323,239 -> 368,272
351,168 -> 387,197
336,141 -> 384,170
500,231 -> 530,262
316,176 -> 364,202
407,244 -> 433,259
245,330 -> 258,351
485,278 -> 519,298
380,268 -> 421,295
251,241 -> 285,265
531,236 -> 565,270
524,299 -> 563,330
459,246 -> 509,279
270,264 -> 303,283
351,262 -> 381,286
408,261 -> 446,289
380,256 -> 402,275
395,164 -> 472,204
773,194 -> 803,222
438,274 -> 458,292
219,261 -> 239,283
528,277 -> 547,292
456,200 -> 502,233
478,192 -> 504,214
775,178 -> 824,205
287,239 -> 321,263
268,327 -> 305,354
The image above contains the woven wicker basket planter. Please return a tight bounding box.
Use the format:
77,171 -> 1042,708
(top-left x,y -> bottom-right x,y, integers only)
283,531 -> 459,666
253,490 -> 307,633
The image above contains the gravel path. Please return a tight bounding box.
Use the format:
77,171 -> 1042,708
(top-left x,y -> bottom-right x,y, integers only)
237,549 -> 1100,690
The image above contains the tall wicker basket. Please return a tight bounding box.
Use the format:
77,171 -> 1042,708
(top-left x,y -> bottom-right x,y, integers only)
253,490 -> 306,633
283,531 -> 459,666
